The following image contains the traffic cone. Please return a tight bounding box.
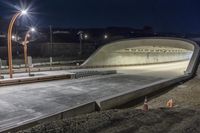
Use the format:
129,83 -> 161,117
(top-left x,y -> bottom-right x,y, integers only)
166,99 -> 174,108
143,97 -> 148,112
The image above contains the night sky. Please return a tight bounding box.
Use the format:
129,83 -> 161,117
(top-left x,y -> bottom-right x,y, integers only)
1,0 -> 200,33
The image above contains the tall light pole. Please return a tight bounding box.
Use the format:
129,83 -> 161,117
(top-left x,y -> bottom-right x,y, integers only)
7,10 -> 27,78
23,27 -> 35,72
77,31 -> 83,56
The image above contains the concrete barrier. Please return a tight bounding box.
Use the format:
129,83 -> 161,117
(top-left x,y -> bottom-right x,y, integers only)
0,74 -> 75,87
1,102 -> 97,133
96,75 -> 191,110
74,70 -> 117,79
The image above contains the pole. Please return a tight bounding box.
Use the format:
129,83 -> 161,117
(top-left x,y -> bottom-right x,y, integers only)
28,63 -> 31,76
0,67 -> 1,79
7,12 -> 21,78
49,25 -> 53,66
50,26 -> 53,56
24,45 -> 27,71
80,34 -> 82,56
23,31 -> 30,72
77,31 -> 83,56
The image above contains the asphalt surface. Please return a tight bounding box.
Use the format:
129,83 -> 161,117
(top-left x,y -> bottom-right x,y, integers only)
0,61 -> 189,131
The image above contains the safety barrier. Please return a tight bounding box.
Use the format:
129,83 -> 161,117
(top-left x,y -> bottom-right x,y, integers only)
96,75 -> 190,110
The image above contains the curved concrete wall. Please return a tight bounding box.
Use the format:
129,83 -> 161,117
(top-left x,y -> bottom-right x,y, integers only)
83,38 -> 199,74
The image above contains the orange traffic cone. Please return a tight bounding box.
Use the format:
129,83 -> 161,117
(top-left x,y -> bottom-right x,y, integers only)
166,99 -> 174,108
143,97 -> 148,112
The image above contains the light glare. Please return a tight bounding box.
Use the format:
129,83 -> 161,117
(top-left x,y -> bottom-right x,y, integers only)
84,34 -> 88,39
104,35 -> 108,39
21,10 -> 28,15
30,27 -> 35,32
12,35 -> 16,39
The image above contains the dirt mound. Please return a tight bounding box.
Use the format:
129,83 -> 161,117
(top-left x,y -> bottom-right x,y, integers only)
18,108 -> 200,133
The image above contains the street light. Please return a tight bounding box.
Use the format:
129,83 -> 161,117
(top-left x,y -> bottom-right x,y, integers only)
23,27 -> 36,73
77,32 -> 89,56
104,34 -> 108,39
77,31 -> 83,56
30,27 -> 35,32
21,10 -> 28,15
7,9 -> 28,78
12,35 -> 16,40
84,34 -> 88,39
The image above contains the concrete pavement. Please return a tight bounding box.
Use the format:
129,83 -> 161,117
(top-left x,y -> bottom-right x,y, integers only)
0,61 -> 189,131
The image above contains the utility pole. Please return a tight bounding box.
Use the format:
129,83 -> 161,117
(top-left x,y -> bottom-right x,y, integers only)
49,25 -> 53,66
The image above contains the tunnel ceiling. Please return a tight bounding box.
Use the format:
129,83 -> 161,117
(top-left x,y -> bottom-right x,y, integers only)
116,46 -> 190,53
100,39 -> 194,52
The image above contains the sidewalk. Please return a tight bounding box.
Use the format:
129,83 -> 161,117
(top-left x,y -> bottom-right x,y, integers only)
0,65 -> 77,75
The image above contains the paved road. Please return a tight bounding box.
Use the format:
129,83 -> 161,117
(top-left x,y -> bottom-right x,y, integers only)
0,61 -> 189,131
72,60 -> 189,78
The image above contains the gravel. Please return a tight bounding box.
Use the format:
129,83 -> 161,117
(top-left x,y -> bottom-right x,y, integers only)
18,108 -> 200,133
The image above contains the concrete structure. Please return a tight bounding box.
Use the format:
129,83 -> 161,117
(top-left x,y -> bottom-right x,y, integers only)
83,38 -> 199,75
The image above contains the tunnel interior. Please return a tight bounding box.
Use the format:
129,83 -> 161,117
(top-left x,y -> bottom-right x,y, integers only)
83,38 -> 194,66
100,46 -> 192,65
83,38 -> 197,77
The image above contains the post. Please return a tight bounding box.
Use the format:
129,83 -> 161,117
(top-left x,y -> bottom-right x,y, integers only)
49,25 -> 53,65
7,12 -> 21,78
23,31 -> 30,72
0,58 -> 2,79
79,35 -> 82,56
50,57 -> 53,66
28,56 -> 33,76
24,45 -> 28,72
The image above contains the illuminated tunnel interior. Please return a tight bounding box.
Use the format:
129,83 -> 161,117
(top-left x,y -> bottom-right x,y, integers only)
83,38 -> 198,77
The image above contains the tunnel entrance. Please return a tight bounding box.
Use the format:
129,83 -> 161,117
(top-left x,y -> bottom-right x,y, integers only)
82,38 -> 199,77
